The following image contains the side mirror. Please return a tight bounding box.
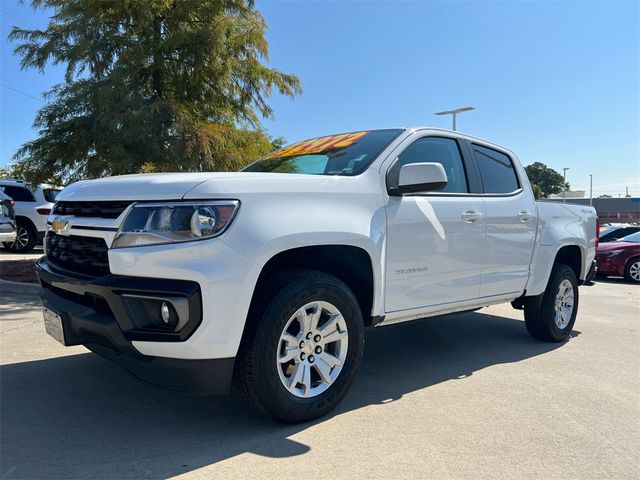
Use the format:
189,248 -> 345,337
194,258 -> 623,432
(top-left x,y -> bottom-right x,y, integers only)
389,162 -> 448,195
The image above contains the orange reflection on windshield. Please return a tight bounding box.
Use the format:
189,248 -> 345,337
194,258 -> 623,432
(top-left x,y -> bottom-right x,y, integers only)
264,131 -> 369,159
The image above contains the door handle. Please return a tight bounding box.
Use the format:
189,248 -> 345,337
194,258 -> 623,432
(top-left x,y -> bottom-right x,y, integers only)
517,211 -> 533,222
462,211 -> 482,223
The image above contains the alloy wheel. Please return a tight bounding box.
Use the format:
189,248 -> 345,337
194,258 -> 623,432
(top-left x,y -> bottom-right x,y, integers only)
629,261 -> 640,282
554,279 -> 574,329
8,226 -> 29,250
276,301 -> 348,398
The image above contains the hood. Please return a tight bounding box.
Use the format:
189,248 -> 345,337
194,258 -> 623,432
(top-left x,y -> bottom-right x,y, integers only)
56,171 -> 374,202
55,172 -> 250,201
183,171 -> 373,198
597,241 -> 639,252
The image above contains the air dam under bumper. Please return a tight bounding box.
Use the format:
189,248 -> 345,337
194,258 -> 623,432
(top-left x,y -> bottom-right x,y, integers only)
35,258 -> 235,395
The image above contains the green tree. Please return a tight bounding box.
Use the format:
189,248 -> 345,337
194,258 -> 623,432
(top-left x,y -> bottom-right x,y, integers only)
1,161 -> 65,185
531,183 -> 543,200
9,0 -> 300,184
0,165 -> 24,180
524,162 -> 569,198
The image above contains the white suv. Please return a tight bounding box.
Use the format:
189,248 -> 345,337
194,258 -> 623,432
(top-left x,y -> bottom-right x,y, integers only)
0,179 -> 61,252
0,191 -> 17,244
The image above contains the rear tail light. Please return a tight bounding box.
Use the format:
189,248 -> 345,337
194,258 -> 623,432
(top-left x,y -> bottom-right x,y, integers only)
37,208 -> 51,215
595,218 -> 600,249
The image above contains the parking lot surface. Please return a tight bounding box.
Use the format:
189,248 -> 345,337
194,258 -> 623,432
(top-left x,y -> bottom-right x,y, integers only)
1,278 -> 638,479
0,247 -> 43,262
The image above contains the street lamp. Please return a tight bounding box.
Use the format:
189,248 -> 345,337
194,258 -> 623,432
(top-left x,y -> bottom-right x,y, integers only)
589,174 -> 593,206
562,167 -> 570,203
434,106 -> 475,131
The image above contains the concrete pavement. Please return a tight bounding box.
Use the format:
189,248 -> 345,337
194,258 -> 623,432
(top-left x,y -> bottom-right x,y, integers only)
1,279 -> 638,479
0,246 -> 43,262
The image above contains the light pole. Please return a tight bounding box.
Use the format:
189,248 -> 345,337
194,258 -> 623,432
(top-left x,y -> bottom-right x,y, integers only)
562,167 -> 570,203
434,106 -> 475,131
589,174 -> 593,206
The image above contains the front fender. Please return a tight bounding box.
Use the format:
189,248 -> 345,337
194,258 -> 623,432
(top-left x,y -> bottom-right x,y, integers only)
220,205 -> 387,316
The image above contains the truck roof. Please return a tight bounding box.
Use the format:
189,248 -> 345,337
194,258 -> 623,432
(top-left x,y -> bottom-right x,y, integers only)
400,127 -> 516,157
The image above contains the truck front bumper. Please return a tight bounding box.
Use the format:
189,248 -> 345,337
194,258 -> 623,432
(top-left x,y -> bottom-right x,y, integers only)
36,258 -> 235,395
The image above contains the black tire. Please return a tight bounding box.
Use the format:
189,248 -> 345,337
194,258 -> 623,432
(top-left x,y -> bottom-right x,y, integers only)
2,219 -> 37,253
524,263 -> 579,342
623,256 -> 640,283
234,269 -> 364,423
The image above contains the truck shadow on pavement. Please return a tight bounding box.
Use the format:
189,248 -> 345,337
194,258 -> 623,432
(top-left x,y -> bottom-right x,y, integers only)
0,311 -> 577,479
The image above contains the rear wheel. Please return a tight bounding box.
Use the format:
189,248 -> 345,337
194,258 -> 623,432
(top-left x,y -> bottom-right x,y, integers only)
234,270 -> 364,423
624,257 -> 640,283
2,220 -> 37,253
524,263 -> 578,342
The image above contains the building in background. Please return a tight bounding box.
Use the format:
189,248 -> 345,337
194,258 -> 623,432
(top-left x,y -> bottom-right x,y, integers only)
548,190 -> 586,199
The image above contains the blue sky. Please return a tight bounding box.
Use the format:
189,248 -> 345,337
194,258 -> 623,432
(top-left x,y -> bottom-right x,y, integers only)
1,0 -> 638,196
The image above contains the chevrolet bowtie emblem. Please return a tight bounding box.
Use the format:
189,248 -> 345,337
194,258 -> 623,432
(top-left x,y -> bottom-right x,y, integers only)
51,217 -> 70,235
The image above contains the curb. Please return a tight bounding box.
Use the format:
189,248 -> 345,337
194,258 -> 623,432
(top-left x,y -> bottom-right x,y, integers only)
0,278 -> 41,291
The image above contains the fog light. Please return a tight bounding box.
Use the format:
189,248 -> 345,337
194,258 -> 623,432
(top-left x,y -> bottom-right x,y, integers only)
161,302 -> 171,324
121,294 -> 188,332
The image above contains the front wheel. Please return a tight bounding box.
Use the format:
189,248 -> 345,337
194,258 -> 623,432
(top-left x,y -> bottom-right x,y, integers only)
234,270 -> 364,423
624,256 -> 640,283
524,263 -> 579,342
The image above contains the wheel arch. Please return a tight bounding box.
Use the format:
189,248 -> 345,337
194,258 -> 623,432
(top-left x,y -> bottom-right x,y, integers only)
624,255 -> 640,282
14,215 -> 38,233
249,244 -> 377,327
523,241 -> 587,297
554,244 -> 583,280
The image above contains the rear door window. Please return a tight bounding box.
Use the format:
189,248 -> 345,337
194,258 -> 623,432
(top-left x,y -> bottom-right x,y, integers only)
472,144 -> 520,194
43,189 -> 61,203
2,186 -> 36,202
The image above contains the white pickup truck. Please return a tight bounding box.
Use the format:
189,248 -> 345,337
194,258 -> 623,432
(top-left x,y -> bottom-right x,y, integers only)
37,127 -> 597,422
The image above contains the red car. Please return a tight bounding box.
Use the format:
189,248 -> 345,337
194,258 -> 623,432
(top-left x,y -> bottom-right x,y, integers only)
596,231 -> 640,283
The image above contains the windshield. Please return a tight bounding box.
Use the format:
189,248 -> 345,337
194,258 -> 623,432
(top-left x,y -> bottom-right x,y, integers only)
618,231 -> 640,243
43,188 -> 61,203
243,129 -> 403,176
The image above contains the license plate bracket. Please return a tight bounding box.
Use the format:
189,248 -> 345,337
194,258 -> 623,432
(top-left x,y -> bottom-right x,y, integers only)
43,307 -> 66,345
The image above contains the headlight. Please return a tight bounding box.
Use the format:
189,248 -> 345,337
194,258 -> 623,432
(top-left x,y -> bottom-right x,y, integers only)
601,249 -> 625,257
112,200 -> 239,248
